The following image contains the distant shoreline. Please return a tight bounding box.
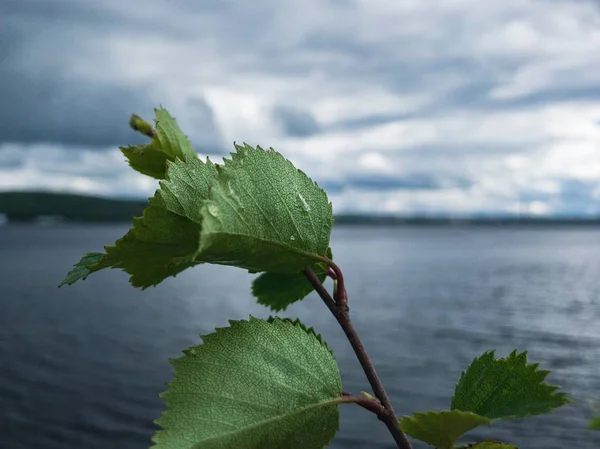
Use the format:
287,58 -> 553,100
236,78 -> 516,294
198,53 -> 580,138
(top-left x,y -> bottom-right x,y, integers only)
1,191 -> 600,226
333,216 -> 600,226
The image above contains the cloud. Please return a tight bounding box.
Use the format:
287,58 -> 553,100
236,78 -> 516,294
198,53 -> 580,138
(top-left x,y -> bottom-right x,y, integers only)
1,0 -> 599,215
0,0 -> 225,151
0,1 -> 146,147
321,173 -> 472,194
0,71 -> 153,148
180,97 -> 226,154
272,105 -> 321,137
0,143 -> 158,198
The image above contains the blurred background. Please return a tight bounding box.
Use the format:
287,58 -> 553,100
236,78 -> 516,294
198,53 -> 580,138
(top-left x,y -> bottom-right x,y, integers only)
1,0 -> 600,448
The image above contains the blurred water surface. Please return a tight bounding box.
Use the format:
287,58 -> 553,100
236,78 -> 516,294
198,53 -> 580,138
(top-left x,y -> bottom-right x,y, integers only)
1,224 -> 600,448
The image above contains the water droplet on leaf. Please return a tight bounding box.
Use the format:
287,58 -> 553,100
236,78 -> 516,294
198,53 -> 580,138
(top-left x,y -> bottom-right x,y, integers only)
297,192 -> 311,213
227,181 -> 244,209
207,204 -> 220,218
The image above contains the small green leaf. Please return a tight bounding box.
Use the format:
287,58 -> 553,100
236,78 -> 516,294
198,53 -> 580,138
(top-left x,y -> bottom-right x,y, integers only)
121,107 -> 198,179
398,410 -> 490,449
152,317 -> 343,449
129,113 -> 155,137
588,416 -> 600,430
251,265 -> 325,311
252,248 -> 333,311
456,441 -> 518,449
59,252 -> 105,286
361,391 -> 380,403
451,350 -> 572,421
199,143 -> 333,273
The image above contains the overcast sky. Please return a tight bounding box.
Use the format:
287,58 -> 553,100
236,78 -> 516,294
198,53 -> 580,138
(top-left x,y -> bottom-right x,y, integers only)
2,0 -> 600,216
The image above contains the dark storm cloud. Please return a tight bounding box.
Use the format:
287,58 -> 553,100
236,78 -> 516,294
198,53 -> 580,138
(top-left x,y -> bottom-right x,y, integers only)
0,146 -> 25,169
299,31 -> 600,118
442,82 -> 600,111
0,0 -> 450,149
4,0 -> 597,150
184,97 -> 226,154
0,0 -> 225,149
0,65 -> 224,152
517,178 -> 600,216
324,110 -> 427,133
0,67 -> 157,148
0,0 -> 154,148
3,0 -> 202,39
400,142 -> 550,157
0,62 -> 222,152
322,173 -> 472,194
5,0 -> 122,29
272,105 -> 321,137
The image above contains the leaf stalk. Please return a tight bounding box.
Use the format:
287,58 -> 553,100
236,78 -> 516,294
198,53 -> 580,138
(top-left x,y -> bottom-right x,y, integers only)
341,392 -> 385,415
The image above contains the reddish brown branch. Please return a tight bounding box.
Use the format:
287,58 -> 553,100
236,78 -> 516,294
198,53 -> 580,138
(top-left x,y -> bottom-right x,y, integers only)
303,268 -> 412,449
316,256 -> 347,305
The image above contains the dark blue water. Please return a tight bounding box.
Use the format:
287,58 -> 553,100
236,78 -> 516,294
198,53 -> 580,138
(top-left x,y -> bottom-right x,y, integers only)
1,224 -> 600,449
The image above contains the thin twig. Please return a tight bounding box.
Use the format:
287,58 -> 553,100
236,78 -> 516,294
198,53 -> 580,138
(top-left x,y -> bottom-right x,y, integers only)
303,267 -> 336,314
336,307 -> 412,448
303,268 -> 413,449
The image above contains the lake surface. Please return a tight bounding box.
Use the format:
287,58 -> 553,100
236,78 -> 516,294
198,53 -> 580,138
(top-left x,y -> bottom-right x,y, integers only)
1,224 -> 600,449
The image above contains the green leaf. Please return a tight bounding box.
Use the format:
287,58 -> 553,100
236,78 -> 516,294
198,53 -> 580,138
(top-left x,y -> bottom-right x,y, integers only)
588,416 -> 600,430
121,107 -> 198,179
59,252 -> 105,286
61,135 -> 334,289
73,194 -> 200,288
252,248 -> 333,311
199,143 -> 333,273
153,317 -> 343,449
585,399 -> 600,430
398,410 -> 490,449
60,156 -> 218,288
456,441 -> 518,449
451,350 -> 572,421
97,194 -> 202,288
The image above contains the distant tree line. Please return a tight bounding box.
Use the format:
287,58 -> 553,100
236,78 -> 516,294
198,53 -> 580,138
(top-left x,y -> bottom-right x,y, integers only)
0,191 -> 145,222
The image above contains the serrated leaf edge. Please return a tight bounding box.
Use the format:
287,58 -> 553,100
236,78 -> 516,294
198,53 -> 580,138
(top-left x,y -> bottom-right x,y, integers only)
451,349 -> 574,421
